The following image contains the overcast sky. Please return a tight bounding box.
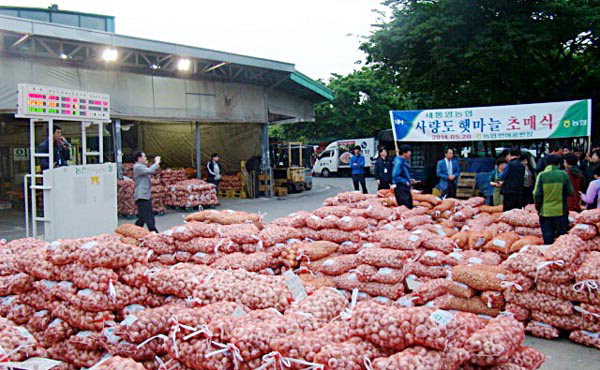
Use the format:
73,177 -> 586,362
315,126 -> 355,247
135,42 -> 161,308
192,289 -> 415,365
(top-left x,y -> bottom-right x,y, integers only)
16,0 -> 385,81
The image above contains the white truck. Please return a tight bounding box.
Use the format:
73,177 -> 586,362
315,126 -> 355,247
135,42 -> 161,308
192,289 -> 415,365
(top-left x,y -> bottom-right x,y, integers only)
313,138 -> 378,177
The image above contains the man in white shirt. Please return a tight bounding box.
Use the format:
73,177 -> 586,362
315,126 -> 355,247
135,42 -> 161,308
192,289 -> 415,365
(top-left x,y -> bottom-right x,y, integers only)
436,148 -> 461,198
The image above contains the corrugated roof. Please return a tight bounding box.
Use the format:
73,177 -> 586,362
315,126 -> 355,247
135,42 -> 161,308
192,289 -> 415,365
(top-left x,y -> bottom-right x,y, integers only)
0,13 -> 333,100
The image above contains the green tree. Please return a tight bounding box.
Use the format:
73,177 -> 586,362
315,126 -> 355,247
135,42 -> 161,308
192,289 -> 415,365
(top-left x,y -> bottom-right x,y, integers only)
272,66 -> 404,142
362,0 -> 600,110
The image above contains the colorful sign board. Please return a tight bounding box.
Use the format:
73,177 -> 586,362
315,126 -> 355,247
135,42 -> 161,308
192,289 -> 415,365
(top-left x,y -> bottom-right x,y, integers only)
389,100 -> 591,142
16,84 -> 110,122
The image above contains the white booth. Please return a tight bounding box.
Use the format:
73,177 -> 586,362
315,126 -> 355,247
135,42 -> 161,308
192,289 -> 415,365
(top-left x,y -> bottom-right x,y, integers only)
17,83 -> 116,240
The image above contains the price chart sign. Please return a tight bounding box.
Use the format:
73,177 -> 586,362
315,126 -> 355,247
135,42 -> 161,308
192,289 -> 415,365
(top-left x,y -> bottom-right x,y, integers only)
17,84 -> 110,122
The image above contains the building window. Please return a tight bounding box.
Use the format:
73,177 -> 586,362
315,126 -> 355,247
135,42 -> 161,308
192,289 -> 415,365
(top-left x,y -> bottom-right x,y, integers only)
80,16 -> 106,31
51,12 -> 79,27
19,10 -> 50,22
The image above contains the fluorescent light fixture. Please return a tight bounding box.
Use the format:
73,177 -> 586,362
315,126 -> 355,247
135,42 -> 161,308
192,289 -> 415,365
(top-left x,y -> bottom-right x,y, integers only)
177,58 -> 191,71
102,48 -> 118,62
204,62 -> 229,73
60,53 -> 68,60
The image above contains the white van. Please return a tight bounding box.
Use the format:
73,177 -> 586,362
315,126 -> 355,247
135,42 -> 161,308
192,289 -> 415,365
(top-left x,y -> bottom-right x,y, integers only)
313,138 -> 377,177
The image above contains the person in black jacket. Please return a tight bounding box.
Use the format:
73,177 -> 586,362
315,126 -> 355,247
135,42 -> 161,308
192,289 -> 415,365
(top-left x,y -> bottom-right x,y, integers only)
374,148 -> 393,190
206,153 -> 221,191
38,125 -> 71,170
500,148 -> 526,211
537,143 -> 563,172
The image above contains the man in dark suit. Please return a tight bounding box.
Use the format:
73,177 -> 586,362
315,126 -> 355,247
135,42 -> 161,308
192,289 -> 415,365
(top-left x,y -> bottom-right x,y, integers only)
500,148 -> 526,211
436,148 -> 461,198
374,147 -> 393,190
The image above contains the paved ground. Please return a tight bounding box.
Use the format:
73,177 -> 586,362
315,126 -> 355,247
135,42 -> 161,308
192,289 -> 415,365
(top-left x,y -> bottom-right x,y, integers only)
1,177 -> 598,367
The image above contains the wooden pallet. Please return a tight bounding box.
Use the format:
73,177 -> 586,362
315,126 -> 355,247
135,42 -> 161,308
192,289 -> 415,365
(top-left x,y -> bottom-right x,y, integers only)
218,189 -> 247,199
456,172 -> 477,199
275,187 -> 288,197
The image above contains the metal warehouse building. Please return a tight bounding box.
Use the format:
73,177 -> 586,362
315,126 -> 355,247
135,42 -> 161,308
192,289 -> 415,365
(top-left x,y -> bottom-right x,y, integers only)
0,5 -> 332,214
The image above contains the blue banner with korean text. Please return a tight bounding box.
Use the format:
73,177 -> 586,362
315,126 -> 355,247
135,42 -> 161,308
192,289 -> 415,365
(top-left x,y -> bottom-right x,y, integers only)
389,100 -> 591,142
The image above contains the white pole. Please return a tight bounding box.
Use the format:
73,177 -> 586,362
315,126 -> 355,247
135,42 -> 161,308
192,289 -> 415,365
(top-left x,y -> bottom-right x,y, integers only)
82,121 -> 87,165
28,119 -> 35,238
98,122 -> 104,163
588,99 -> 593,155
389,110 -> 400,154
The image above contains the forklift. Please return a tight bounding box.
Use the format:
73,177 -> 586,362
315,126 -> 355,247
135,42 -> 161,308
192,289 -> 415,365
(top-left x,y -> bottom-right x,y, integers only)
269,141 -> 310,194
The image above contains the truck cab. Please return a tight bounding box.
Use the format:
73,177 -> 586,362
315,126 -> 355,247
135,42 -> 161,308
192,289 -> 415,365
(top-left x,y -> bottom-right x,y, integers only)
313,138 -> 377,177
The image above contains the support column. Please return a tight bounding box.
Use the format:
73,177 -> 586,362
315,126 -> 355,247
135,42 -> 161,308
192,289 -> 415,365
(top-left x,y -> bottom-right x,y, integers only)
261,122 -> 273,197
195,122 -> 202,179
112,118 -> 123,179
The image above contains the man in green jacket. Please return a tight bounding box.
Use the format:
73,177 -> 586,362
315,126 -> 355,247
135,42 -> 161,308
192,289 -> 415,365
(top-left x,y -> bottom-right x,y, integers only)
534,155 -> 574,244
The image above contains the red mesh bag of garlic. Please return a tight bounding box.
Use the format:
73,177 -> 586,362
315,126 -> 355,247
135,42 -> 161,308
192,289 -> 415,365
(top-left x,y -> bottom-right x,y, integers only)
68,330 -> 104,351
336,216 -> 369,231
504,290 -> 573,315
285,287 -> 347,323
43,318 -> 77,345
504,303 -> 530,322
47,341 -> 105,368
115,224 -> 150,240
531,310 -> 600,332
314,206 -> 353,218
574,251 -> 600,282
50,301 -> 115,331
380,231 -> 424,250
443,250 -> 502,266
317,254 -> 360,275
113,305 -> 174,343
484,232 -> 521,256
576,208 -> 600,224
313,337 -> 385,370
570,223 -> 598,240
70,264 -> 119,292
365,205 -> 395,221
355,265 -> 406,285
0,273 -> 34,296
350,301 -> 483,352
569,330 -> 600,350
505,346 -> 546,370
371,346 -> 470,370
271,320 -> 350,363
463,315 -> 524,367
93,356 -> 146,370
208,308 -> 281,343
260,225 -> 303,246
211,252 -> 273,272
0,317 -> 39,362
318,229 -> 360,243
499,209 -> 540,228
358,247 -> 414,268
142,232 -> 176,255
220,223 -> 261,245
76,239 -> 146,269
230,315 -> 311,362
451,264 -> 509,291
543,234 -> 585,269
525,321 -> 560,339
170,222 -> 217,241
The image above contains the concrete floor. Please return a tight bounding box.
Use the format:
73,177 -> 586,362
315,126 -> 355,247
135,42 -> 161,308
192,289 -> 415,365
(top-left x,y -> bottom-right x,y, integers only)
1,177 -> 598,367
